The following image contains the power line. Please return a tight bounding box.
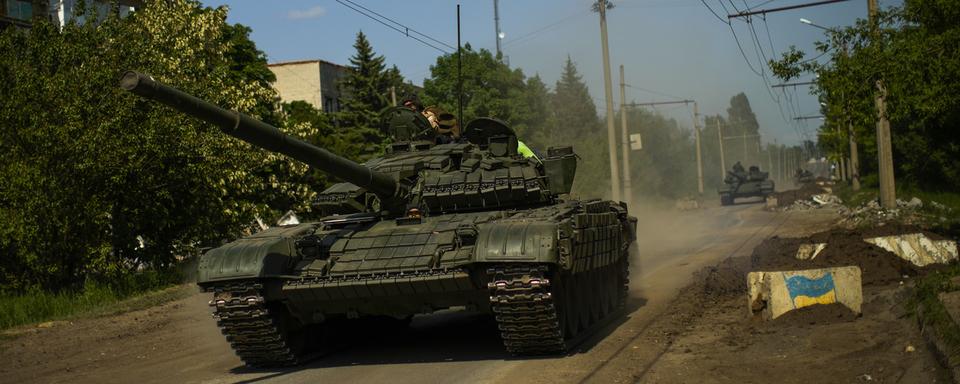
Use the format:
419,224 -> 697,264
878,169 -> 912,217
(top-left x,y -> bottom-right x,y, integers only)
625,100 -> 694,107
700,0 -> 728,23
624,83 -> 685,100
727,0 -> 852,18
339,0 -> 455,51
502,11 -> 589,48
746,0 -> 777,11
334,0 -> 452,54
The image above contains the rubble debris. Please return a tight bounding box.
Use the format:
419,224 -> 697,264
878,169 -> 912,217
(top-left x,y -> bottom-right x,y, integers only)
796,243 -> 827,260
837,197 -> 947,228
769,184 -> 826,207
863,233 -> 958,267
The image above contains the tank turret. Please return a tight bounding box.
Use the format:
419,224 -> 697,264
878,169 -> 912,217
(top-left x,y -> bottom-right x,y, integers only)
119,70 -> 636,369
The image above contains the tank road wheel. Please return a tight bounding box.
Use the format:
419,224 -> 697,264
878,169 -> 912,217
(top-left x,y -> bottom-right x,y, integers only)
210,283 -> 305,367
488,265 -> 566,355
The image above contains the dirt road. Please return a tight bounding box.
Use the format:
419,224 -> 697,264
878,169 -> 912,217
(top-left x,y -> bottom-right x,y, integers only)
3,203 -> 852,384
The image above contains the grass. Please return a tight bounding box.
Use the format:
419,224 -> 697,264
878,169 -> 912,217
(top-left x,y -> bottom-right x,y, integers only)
0,270 -> 191,331
832,183 -> 879,208
911,264 -> 960,369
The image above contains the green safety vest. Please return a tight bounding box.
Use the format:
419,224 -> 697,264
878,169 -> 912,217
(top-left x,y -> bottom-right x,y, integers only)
517,140 -> 539,161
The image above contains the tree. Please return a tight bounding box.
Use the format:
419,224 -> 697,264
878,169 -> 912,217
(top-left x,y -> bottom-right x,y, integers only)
552,56 -> 602,142
422,44 -> 527,124
338,31 -> 403,147
0,0 -> 314,292
769,1 -> 960,190
725,93 -> 761,167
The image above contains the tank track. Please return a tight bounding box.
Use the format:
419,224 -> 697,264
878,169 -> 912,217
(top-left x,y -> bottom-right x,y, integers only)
208,282 -> 300,367
488,265 -> 565,354
488,257 -> 630,355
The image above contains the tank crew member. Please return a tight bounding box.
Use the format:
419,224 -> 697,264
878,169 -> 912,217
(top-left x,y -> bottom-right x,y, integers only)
732,161 -> 745,174
401,93 -> 423,112
517,141 -> 540,161
422,106 -> 460,144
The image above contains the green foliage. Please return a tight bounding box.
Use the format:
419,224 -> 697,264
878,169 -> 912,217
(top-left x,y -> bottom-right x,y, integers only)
280,100 -> 373,209
622,108 -> 698,198
910,264 -> 960,367
0,270 -> 183,330
0,0 -> 313,293
768,0 -> 960,191
338,31 -> 403,147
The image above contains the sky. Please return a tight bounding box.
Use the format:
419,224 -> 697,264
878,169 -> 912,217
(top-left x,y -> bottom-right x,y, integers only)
201,0 -> 899,146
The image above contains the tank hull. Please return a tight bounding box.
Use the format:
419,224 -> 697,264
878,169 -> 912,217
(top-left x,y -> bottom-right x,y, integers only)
201,200 -> 635,365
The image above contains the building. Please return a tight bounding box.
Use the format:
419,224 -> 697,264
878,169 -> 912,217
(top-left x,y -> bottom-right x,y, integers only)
268,59 -> 348,114
1,0 -> 138,30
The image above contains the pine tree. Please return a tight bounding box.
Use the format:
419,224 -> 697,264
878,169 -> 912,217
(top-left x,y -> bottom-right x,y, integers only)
339,31 -> 403,146
552,56 -> 601,142
549,56 -> 608,198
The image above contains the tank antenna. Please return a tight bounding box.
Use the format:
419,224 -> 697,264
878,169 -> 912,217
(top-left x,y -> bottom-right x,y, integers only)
457,4 -> 463,133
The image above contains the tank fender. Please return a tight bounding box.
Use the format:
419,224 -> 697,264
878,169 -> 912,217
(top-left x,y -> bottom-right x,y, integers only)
473,221 -> 558,263
197,223 -> 318,284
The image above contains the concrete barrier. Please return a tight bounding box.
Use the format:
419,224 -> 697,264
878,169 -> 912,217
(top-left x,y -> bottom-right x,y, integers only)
765,196 -> 779,209
747,266 -> 862,320
863,233 -> 958,267
675,198 -> 700,211
796,243 -> 827,260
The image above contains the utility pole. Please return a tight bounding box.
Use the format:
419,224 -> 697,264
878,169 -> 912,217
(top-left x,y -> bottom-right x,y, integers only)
493,0 -> 502,58
838,127 -> 847,181
869,0 -> 895,208
849,120 -> 860,190
390,86 -> 397,107
595,0 -> 621,201
717,119 -> 726,177
619,65 -> 632,200
844,40 -> 860,191
693,102 -> 704,194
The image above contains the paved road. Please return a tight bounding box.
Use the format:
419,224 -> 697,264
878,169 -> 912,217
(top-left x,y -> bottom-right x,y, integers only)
200,202 -> 781,384
8,202 -> 833,384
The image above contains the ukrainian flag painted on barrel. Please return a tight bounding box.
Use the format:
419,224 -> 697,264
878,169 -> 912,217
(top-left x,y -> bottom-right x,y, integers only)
784,272 -> 837,309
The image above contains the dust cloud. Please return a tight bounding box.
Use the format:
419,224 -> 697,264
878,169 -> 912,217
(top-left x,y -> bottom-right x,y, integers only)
624,196 -> 742,302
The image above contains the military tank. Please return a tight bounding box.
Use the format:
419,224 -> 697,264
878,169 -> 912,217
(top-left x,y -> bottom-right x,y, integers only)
718,165 -> 775,206
120,71 -> 637,367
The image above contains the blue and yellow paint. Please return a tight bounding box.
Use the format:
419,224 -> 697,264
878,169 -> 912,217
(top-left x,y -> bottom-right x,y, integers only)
784,272 -> 837,309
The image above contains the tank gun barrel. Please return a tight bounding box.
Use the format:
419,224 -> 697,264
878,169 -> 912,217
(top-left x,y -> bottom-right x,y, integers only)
119,71 -> 399,199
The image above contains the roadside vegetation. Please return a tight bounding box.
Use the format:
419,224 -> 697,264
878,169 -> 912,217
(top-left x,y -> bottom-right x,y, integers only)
771,0 -> 960,193
1,0 -> 751,317
0,271 -> 186,331
911,263 -> 960,370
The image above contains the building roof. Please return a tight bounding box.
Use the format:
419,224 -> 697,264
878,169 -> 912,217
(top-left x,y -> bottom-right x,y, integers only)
268,59 -> 347,70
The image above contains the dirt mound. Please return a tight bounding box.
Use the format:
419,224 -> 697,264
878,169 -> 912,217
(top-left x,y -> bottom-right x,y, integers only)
770,184 -> 825,206
765,303 -> 859,326
701,257 -> 750,296
750,230 -> 922,286
700,227 -> 943,299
